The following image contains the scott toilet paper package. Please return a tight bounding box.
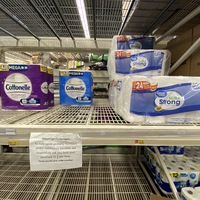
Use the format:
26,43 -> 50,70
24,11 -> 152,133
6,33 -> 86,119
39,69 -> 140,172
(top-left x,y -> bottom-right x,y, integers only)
111,35 -> 155,50
107,49 -> 171,80
0,64 -> 48,110
121,76 -> 200,124
47,67 -> 54,107
59,70 -> 93,105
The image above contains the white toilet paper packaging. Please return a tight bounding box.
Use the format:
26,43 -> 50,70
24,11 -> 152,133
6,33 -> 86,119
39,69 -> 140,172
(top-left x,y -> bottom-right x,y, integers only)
0,64 -> 48,110
108,74 -> 125,114
155,155 -> 200,194
47,67 -> 54,107
156,160 -> 198,194
59,70 -> 93,105
181,187 -> 200,200
107,49 -> 171,80
111,35 -> 155,50
108,80 -> 115,110
194,187 -> 200,193
121,76 -> 200,124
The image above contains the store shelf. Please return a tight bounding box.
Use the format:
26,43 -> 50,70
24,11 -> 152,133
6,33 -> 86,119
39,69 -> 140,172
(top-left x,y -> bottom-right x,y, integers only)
1,105 -> 200,146
0,153 -> 152,200
53,69 -> 109,83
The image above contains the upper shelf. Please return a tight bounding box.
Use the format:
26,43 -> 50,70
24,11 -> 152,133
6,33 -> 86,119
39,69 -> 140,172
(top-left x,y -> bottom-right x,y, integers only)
53,69 -> 109,83
1,104 -> 200,146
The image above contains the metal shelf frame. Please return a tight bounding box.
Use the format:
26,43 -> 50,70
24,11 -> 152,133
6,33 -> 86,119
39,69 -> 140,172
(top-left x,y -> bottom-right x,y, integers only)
1,105 -> 200,147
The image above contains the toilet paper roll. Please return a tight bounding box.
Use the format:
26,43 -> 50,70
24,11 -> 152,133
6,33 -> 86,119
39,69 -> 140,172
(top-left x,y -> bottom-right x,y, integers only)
181,187 -> 200,200
121,76 -> 200,124
194,187 -> 200,194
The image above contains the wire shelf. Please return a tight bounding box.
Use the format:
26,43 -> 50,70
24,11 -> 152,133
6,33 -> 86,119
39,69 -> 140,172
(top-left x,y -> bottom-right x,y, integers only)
0,154 -> 152,200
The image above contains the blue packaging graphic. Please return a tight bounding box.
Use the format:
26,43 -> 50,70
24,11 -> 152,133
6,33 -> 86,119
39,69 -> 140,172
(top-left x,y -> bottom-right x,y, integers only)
120,76 -> 200,124
131,82 -> 200,116
59,70 -> 93,105
115,51 -> 165,74
112,35 -> 155,50
148,146 -> 184,155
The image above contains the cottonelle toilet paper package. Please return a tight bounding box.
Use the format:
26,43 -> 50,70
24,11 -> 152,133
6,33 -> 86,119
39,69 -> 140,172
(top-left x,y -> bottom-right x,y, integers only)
181,187 -> 200,200
111,35 -> 155,50
121,76 -> 200,124
107,49 -> 171,80
47,67 -> 54,107
0,64 -> 48,110
59,70 -> 93,105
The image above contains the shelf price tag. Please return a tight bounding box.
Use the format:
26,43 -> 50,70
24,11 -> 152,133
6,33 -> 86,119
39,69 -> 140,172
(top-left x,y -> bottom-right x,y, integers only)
134,140 -> 144,144
8,140 -> 19,146
6,129 -> 16,136
29,132 -> 82,171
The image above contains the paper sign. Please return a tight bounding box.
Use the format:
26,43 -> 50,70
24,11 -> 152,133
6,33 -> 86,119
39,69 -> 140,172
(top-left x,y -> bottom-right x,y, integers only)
29,132 -> 82,171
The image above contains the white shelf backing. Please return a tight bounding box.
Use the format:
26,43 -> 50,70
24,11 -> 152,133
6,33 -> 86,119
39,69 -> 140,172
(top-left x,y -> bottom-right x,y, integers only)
0,154 -> 153,200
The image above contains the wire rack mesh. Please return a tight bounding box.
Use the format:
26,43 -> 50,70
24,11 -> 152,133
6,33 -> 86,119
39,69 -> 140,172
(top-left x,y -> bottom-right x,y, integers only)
0,154 -> 153,200
16,105 -> 130,125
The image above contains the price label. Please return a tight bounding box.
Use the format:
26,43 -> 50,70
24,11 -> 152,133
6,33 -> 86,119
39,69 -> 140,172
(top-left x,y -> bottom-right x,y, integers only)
170,173 -> 180,178
134,140 -> 144,144
9,140 -> 19,146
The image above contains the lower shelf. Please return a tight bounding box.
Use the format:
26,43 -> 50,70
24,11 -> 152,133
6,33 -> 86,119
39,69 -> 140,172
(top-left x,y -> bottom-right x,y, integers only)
0,153 -> 153,200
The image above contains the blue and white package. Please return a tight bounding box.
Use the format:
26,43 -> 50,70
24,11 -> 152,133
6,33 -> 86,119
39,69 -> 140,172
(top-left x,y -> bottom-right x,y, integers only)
111,35 -> 155,50
107,50 -> 170,80
148,146 -> 184,155
59,70 -> 93,105
121,76 -> 200,124
155,156 -> 199,194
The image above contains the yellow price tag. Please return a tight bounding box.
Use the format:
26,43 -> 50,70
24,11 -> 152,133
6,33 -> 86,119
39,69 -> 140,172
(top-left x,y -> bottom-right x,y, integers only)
0,63 -> 9,71
170,173 -> 180,178
40,65 -> 47,73
135,140 -> 144,144
48,67 -> 53,74
9,140 -> 19,146
60,70 -> 69,76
